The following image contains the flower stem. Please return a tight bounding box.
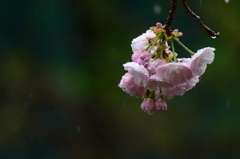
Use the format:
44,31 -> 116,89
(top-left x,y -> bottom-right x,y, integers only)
170,39 -> 177,62
173,37 -> 194,55
146,33 -> 161,53
149,91 -> 155,99
154,33 -> 163,59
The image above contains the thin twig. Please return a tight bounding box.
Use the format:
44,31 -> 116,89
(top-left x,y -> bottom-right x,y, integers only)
181,0 -> 219,38
164,0 -> 178,36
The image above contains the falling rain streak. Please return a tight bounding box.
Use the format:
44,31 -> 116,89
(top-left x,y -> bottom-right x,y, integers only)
153,4 -> 161,14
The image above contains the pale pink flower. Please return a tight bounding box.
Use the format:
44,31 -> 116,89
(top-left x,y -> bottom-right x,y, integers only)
131,30 -> 156,53
148,63 -> 193,90
118,73 -> 146,97
189,47 -> 215,76
141,98 -> 156,115
161,76 -> 199,99
120,24 -> 216,115
123,62 -> 149,87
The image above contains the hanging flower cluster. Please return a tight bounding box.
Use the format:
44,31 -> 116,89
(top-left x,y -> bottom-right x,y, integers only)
118,23 -> 215,114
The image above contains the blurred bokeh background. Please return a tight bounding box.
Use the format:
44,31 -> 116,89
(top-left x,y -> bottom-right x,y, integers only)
0,0 -> 239,158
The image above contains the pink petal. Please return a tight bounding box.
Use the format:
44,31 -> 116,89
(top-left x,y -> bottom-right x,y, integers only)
155,63 -> 193,85
161,76 -> 199,99
147,75 -> 172,90
131,36 -> 148,53
177,58 -> 191,67
131,30 -> 156,53
132,51 -> 141,62
118,73 -> 146,97
190,47 -> 215,76
123,62 -> 149,86
132,51 -> 151,67
147,59 -> 167,74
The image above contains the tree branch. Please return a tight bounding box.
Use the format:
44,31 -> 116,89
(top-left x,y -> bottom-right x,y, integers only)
181,0 -> 219,38
164,0 -> 178,36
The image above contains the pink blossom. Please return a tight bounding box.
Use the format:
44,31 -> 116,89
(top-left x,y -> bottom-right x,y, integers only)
131,30 -> 156,53
161,76 -> 199,99
148,63 -> 193,90
189,47 -> 215,76
119,22 -> 216,115
141,98 -> 156,115
118,73 -> 146,97
146,47 -> 214,98
123,62 -> 149,87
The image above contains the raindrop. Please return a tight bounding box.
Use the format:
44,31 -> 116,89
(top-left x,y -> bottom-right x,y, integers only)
224,0 -> 229,3
227,100 -> 231,108
200,0 -> 202,5
77,125 -> 81,133
153,4 -> 161,15
24,102 -> 28,109
30,135 -> 34,141
211,36 -> 216,39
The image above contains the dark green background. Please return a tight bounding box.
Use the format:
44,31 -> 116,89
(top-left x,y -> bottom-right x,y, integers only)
0,0 -> 239,158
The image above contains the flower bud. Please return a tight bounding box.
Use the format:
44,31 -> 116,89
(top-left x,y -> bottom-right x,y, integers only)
141,98 -> 156,115
155,99 -> 167,111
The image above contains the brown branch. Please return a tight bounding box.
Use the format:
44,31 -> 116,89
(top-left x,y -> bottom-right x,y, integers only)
181,0 -> 219,38
164,0 -> 178,36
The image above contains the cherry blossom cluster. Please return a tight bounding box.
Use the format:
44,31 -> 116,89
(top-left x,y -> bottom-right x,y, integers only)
118,23 -> 215,115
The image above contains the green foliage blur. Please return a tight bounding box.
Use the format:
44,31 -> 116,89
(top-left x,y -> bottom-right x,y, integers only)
0,0 -> 239,158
